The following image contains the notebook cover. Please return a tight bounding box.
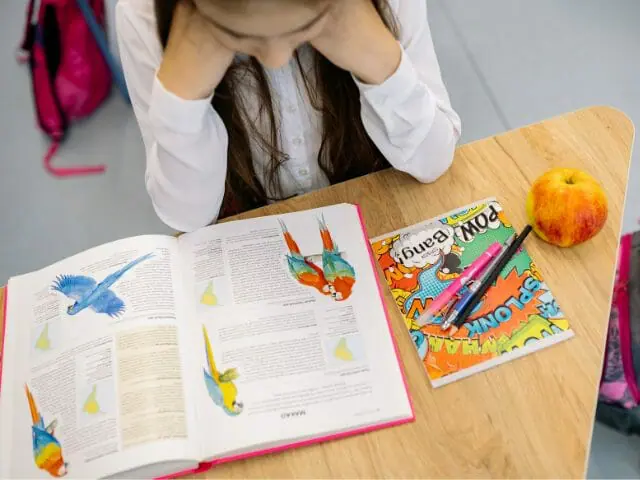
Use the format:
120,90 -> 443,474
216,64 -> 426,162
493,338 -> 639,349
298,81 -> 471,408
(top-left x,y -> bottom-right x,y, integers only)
370,197 -> 574,387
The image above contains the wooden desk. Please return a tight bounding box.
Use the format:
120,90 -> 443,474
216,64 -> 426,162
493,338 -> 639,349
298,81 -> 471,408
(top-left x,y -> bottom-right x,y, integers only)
0,107 -> 634,478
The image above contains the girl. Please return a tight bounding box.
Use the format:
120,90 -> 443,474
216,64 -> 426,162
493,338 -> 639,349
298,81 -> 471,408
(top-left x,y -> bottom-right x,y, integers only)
116,0 -> 461,232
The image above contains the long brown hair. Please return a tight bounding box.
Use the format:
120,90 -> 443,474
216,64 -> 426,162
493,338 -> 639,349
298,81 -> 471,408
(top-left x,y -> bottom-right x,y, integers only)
154,0 -> 398,218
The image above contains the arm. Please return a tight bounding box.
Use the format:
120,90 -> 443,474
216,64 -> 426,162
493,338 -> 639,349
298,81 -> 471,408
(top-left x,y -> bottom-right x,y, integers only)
115,1 -> 233,232
311,0 -> 461,183
356,0 -> 461,183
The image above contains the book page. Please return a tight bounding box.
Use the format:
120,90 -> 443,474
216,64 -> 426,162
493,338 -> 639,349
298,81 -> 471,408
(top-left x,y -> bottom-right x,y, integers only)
0,236 -> 200,479
178,204 -> 412,460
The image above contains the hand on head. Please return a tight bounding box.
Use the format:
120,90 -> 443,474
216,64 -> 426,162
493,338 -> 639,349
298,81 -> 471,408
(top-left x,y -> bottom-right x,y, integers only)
191,0 -> 334,69
157,0 -> 400,100
157,0 -> 236,100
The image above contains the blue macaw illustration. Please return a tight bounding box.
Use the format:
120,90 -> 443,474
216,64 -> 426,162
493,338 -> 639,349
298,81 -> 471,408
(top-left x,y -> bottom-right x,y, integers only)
52,253 -> 153,318
202,325 -> 243,416
411,330 -> 428,360
405,255 -> 454,324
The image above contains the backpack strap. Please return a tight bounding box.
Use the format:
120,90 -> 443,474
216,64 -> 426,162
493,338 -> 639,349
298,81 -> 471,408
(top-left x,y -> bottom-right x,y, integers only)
16,0 -> 37,63
75,0 -> 130,103
44,142 -> 106,177
615,234 -> 640,404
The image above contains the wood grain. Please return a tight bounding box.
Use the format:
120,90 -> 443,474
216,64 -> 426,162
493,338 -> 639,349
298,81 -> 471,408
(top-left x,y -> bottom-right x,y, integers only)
0,107 -> 634,478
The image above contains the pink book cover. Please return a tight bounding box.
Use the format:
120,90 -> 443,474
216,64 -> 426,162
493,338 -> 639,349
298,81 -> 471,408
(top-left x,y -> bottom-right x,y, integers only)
0,204 -> 414,479
160,204 -> 415,479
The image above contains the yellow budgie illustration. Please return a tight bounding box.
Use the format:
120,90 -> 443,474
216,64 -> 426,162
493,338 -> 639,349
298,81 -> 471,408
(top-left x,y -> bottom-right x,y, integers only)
35,324 -> 51,351
202,326 -> 243,416
82,385 -> 100,415
334,337 -> 354,361
200,281 -> 219,306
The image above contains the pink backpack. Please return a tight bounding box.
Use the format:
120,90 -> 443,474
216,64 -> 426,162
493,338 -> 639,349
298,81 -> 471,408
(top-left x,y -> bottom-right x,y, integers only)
599,233 -> 640,409
18,0 -> 112,176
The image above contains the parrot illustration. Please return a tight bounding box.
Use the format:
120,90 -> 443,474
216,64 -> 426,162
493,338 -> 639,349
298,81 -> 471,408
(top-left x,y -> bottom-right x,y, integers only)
52,253 -> 153,318
202,325 -> 243,416
319,215 -> 356,301
25,385 -> 68,477
279,219 -> 331,295
279,217 -> 356,301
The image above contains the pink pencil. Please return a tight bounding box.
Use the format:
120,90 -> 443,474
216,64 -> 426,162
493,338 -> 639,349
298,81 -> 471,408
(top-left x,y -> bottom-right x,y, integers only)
416,242 -> 502,326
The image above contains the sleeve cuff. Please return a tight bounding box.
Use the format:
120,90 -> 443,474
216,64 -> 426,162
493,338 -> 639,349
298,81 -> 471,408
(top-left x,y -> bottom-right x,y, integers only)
353,44 -> 419,109
148,74 -> 214,135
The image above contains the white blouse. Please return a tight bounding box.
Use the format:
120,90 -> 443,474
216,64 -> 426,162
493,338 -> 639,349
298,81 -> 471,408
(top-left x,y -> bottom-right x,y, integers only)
116,0 -> 461,232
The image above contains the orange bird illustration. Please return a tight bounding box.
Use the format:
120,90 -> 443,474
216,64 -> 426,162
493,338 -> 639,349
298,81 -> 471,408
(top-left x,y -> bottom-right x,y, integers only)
25,385 -> 68,477
280,219 -> 330,295
280,217 -> 356,301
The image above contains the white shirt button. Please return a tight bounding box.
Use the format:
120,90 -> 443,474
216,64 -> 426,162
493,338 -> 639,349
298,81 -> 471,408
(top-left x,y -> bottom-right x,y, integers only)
293,137 -> 303,146
287,104 -> 296,113
298,167 -> 309,176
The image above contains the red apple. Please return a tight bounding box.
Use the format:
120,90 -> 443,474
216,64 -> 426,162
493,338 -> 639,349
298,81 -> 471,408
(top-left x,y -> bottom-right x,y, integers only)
526,168 -> 608,247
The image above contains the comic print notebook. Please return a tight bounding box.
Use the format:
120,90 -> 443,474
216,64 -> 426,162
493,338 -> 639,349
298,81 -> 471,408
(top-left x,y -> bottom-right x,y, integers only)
371,197 -> 575,387
0,203 -> 413,479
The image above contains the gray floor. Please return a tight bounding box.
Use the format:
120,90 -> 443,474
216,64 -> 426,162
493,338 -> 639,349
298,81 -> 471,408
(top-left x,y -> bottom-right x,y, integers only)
1,0 -> 639,477
431,0 -> 640,236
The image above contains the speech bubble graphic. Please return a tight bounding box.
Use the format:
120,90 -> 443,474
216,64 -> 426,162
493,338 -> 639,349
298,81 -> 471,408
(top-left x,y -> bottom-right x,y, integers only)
390,224 -> 455,268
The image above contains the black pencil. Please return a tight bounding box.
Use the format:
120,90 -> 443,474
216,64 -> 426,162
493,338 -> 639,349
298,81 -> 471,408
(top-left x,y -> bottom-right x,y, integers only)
453,225 -> 533,328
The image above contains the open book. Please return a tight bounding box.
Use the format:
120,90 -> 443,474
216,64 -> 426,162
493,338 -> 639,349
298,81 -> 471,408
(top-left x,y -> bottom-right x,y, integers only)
0,204 -> 413,479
